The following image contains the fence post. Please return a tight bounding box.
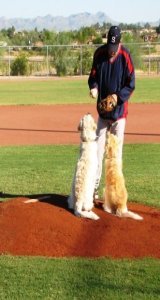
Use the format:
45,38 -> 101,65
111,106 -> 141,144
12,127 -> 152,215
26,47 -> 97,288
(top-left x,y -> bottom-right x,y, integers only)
46,45 -> 49,77
80,45 -> 83,76
157,61 -> 160,74
8,46 -> 11,76
148,42 -> 151,75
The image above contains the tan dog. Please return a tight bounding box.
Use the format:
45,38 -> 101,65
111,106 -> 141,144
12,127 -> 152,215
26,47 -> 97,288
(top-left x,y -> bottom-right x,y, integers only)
103,133 -> 143,220
68,113 -> 99,220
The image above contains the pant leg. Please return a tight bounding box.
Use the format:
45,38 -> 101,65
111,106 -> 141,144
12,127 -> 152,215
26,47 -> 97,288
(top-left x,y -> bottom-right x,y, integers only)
95,117 -> 126,190
95,117 -> 110,189
110,118 -> 126,162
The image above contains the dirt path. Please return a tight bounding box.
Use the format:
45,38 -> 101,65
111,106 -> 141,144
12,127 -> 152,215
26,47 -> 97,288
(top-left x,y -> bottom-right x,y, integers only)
0,103 -> 159,145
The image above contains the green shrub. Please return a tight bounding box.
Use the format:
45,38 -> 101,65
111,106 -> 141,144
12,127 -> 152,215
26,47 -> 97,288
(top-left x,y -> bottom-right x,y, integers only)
11,54 -> 29,75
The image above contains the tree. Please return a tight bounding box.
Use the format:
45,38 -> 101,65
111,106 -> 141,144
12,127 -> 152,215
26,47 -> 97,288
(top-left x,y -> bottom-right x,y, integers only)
76,27 -> 96,44
156,25 -> 160,35
7,26 -> 16,39
92,36 -> 102,45
122,33 -> 143,70
144,22 -> 151,29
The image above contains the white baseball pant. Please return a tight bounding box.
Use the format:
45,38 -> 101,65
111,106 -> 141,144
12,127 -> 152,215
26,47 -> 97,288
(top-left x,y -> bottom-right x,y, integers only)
95,117 -> 126,190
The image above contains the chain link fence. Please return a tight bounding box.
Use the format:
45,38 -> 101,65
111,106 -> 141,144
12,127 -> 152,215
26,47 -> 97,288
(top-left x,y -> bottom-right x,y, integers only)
0,42 -> 160,77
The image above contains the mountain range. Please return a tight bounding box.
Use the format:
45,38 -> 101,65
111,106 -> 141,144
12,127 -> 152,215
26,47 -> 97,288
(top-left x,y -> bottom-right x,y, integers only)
0,12 -> 159,32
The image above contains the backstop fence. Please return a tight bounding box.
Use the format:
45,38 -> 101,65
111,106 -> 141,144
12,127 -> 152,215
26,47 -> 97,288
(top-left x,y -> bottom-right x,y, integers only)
0,42 -> 160,77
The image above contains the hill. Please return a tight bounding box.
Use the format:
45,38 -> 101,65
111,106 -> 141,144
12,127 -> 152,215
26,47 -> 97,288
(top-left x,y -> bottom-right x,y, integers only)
0,12 -> 115,31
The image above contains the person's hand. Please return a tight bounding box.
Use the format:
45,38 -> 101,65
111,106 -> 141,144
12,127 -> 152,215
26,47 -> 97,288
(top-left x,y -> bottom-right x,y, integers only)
90,88 -> 98,99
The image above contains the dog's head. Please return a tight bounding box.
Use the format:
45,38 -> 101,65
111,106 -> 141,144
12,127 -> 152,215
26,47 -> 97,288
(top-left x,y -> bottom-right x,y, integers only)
78,113 -> 97,142
106,132 -> 119,159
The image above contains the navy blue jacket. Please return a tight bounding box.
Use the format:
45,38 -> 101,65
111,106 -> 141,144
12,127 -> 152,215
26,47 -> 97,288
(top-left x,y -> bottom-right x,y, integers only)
88,44 -> 135,121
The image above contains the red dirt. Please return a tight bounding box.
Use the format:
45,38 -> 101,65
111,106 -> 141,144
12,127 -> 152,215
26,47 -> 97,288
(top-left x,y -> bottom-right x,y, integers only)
0,103 -> 159,145
0,197 -> 159,258
0,104 -> 159,258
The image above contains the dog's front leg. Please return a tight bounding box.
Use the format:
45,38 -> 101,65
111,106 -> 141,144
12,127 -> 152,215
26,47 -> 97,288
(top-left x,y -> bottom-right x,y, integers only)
103,190 -> 112,213
103,203 -> 112,213
74,200 -> 83,217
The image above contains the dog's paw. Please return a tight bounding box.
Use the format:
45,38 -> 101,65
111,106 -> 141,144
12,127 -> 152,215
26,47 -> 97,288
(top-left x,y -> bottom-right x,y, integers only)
103,205 -> 112,214
74,210 -> 81,217
92,212 -> 100,220
74,209 -> 100,220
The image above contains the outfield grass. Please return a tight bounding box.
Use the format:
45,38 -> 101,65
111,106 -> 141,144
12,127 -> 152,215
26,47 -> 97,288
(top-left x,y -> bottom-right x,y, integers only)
0,77 -> 159,105
0,256 -> 160,299
0,144 -> 159,207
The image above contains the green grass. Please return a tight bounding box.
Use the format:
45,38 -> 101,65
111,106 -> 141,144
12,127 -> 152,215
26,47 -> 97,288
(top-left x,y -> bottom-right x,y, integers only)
134,77 -> 160,103
0,129 -> 159,298
0,144 -> 159,207
0,78 -> 91,105
0,77 -> 159,105
123,144 -> 160,207
0,256 -> 160,299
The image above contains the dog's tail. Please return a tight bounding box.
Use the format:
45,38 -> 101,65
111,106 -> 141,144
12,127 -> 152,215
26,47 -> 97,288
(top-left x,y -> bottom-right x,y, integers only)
116,209 -> 143,221
75,210 -> 100,220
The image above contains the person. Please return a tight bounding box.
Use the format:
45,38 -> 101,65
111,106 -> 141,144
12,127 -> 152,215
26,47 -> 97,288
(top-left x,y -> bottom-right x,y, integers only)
88,25 -> 135,199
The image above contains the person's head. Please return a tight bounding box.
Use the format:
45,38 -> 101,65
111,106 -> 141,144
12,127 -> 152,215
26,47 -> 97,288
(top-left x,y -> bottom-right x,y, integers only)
106,26 -> 121,57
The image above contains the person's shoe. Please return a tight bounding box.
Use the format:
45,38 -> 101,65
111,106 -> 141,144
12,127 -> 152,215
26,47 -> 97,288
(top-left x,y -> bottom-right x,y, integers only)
93,189 -> 99,202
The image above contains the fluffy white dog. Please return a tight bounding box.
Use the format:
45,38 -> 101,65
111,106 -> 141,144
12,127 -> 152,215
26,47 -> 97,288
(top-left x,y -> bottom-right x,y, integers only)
68,113 -> 99,220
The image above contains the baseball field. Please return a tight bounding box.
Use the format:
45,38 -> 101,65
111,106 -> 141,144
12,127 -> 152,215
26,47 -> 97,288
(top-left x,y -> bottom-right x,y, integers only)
0,76 -> 160,299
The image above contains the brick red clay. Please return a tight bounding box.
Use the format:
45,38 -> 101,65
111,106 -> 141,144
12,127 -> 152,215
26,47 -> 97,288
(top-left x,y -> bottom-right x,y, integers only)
0,104 -> 159,258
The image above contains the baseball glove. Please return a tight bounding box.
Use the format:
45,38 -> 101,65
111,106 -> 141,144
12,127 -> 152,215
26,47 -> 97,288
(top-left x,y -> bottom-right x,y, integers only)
98,95 -> 117,113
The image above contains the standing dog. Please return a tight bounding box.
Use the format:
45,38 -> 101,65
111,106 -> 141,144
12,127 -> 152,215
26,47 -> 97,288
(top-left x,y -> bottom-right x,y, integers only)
68,113 -> 99,220
103,133 -> 143,220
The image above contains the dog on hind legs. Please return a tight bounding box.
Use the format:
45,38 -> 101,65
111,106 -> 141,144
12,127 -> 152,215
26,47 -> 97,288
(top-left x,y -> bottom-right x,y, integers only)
103,132 -> 143,220
67,113 -> 99,220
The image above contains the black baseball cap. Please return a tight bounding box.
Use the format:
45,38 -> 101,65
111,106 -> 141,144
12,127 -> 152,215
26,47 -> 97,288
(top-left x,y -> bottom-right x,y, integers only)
107,26 -> 121,53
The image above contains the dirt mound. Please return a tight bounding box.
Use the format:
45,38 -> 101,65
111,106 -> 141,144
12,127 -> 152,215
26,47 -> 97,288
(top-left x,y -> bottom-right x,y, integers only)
0,196 -> 159,258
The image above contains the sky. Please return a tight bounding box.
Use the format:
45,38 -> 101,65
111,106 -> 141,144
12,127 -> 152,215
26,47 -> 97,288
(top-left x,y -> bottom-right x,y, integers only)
0,0 -> 160,24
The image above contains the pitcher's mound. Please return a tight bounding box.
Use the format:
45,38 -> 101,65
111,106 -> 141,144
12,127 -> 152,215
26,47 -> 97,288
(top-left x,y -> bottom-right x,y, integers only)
0,196 -> 159,258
